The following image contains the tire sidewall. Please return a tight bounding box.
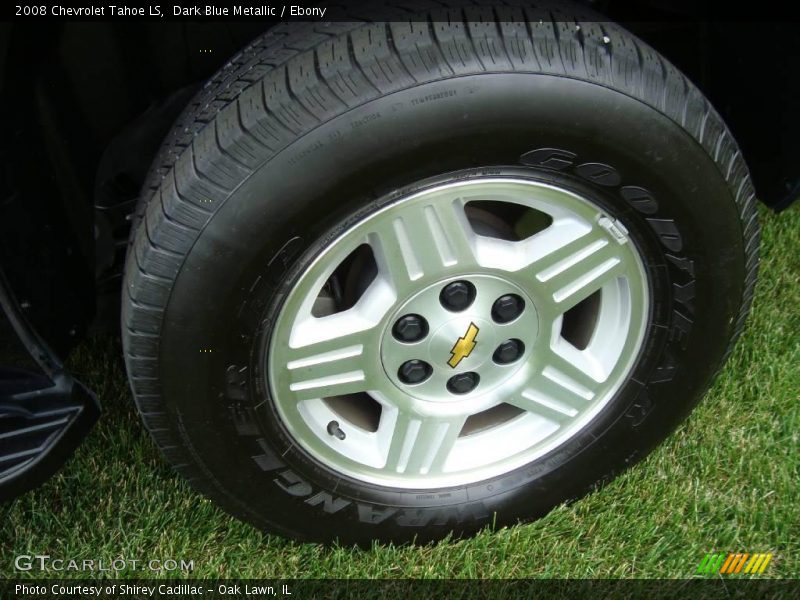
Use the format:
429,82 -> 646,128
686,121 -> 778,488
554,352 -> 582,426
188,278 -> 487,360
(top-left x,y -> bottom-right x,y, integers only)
154,73 -> 744,543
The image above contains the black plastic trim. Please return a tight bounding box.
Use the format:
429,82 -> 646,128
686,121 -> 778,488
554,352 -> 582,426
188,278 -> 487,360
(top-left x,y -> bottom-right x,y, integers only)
0,268 -> 100,501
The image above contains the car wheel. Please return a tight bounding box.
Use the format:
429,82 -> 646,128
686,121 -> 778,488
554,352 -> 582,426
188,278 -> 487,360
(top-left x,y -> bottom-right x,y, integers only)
122,8 -> 759,544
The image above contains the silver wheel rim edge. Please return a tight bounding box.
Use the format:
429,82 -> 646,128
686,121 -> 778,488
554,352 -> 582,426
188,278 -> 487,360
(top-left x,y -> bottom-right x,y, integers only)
267,178 -> 650,489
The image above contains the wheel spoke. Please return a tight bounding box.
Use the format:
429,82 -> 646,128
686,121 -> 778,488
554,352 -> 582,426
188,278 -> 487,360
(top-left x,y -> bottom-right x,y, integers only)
382,410 -> 466,475
545,339 -> 608,385
511,219 -> 625,313
538,362 -> 596,408
288,371 -> 368,402
428,198 -> 476,265
490,217 -> 591,274
536,228 -> 624,311
509,345 -> 601,421
507,389 -> 578,423
369,199 -> 475,292
284,314 -> 380,401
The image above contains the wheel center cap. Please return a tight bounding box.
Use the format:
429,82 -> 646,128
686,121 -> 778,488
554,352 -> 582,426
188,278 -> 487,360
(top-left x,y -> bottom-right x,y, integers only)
430,317 -> 496,372
381,275 -> 539,402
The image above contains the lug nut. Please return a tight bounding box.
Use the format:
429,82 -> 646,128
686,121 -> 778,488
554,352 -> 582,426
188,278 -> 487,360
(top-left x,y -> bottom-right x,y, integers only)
392,314 -> 429,342
493,339 -> 525,364
398,360 -> 432,384
440,280 -> 476,312
447,371 -> 480,394
491,294 -> 525,323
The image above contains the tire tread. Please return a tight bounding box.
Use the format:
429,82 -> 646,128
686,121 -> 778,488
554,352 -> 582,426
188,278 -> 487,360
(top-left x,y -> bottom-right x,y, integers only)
122,1 -> 760,535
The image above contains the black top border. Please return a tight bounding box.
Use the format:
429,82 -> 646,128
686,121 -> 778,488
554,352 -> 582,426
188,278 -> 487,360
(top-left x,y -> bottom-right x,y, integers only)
3,0 -> 798,23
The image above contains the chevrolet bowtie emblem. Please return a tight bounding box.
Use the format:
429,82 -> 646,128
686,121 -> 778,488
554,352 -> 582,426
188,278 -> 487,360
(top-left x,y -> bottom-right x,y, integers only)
448,322 -> 479,368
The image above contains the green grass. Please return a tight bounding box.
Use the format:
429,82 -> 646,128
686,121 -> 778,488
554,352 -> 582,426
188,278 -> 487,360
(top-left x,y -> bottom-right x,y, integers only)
2,205 -> 798,580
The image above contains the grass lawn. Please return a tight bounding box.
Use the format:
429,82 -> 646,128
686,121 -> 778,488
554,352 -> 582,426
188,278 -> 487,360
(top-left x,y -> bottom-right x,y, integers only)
2,205 -> 797,580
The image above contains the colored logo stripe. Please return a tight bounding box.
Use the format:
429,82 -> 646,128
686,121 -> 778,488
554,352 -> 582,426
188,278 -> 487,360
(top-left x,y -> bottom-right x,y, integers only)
720,553 -> 748,574
697,553 -> 773,575
744,553 -> 773,574
697,553 -> 726,574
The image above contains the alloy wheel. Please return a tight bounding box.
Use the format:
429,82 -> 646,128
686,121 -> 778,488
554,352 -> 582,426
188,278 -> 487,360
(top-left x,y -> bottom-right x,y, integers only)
268,178 -> 649,489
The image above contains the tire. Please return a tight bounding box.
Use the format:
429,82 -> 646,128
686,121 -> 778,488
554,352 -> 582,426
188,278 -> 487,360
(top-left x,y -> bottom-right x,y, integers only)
122,4 -> 759,545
